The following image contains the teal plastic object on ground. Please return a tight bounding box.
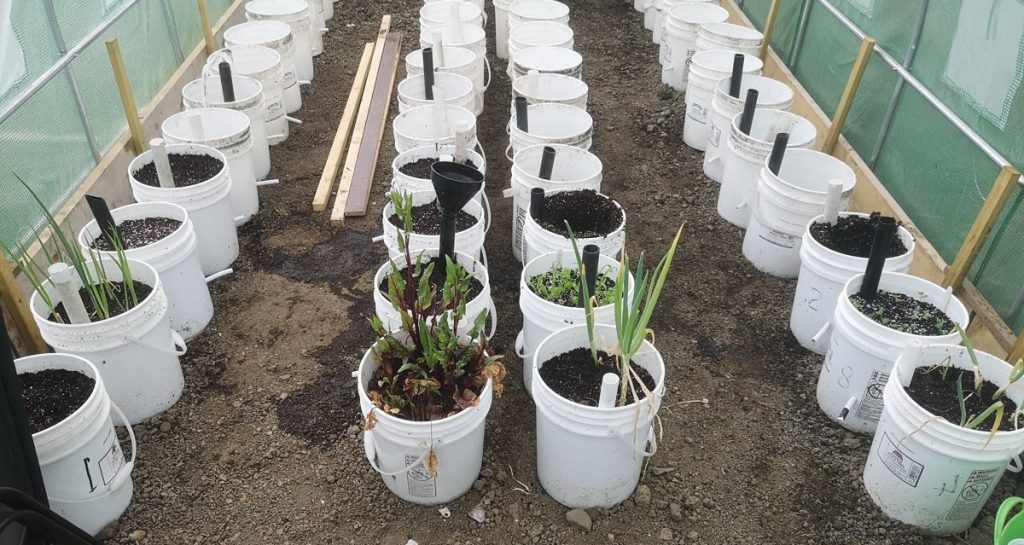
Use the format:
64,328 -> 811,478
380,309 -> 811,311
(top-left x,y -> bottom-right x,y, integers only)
996,497 -> 1024,545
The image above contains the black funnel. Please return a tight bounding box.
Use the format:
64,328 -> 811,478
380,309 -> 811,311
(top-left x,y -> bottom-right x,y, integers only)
431,161 -> 484,261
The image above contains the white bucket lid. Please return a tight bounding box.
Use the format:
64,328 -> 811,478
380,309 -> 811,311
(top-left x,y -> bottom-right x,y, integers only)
406,46 -> 476,70
246,0 -> 309,21
513,72 -> 589,101
183,75 -> 263,109
513,46 -> 583,73
398,72 -> 475,101
667,3 -> 728,26
510,0 -> 570,20
516,103 -> 592,138
422,24 -> 486,48
162,107 -> 251,146
210,45 -> 281,79
509,21 -> 574,47
692,49 -> 764,75
770,148 -> 856,194
224,20 -> 292,47
698,22 -> 764,43
420,1 -> 482,24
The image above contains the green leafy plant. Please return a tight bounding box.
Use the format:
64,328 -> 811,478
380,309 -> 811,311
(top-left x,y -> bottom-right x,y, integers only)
526,264 -> 615,307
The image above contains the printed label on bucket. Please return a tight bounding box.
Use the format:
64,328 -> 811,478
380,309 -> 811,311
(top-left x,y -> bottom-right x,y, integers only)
854,370 -> 889,423
513,204 -> 527,256
406,454 -> 437,498
710,125 -> 721,148
877,432 -> 923,487
687,102 -> 707,124
945,468 -> 998,521
756,228 -> 798,249
660,42 -> 672,65
283,70 -> 296,87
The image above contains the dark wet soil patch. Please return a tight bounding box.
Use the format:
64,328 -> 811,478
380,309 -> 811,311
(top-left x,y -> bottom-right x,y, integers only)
538,347 -> 655,406
535,189 -> 622,238
905,367 -> 1018,432
276,369 -> 360,445
135,153 -> 224,187
810,213 -> 909,258
849,290 -> 955,335
19,369 -> 95,434
90,217 -> 182,250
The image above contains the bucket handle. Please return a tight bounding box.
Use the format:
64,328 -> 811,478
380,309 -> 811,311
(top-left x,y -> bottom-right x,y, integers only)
617,427 -> 658,459
505,141 -> 515,162
482,56 -> 492,91
479,246 -> 489,270
996,497 -> 1024,542
1009,454 -> 1024,473
514,330 -> 526,359
205,268 -> 234,283
485,297 -> 497,340
482,193 -> 492,233
202,50 -> 234,108
131,329 -> 187,357
810,321 -> 832,346
363,409 -> 432,477
46,400 -> 137,504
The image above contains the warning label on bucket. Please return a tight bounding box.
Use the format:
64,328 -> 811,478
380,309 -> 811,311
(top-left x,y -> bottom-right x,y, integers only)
756,228 -> 798,249
513,205 -> 527,257
660,42 -> 672,66
877,432 -> 924,487
686,102 -> 707,124
710,125 -> 721,148
946,468 -> 998,521
854,370 -> 889,424
406,454 -> 437,498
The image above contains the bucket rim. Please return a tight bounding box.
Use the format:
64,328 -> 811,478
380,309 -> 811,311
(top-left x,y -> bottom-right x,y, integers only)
78,202 -> 191,255
16,353 -> 102,440
129,143 -> 230,195
839,272 -> 970,339
29,258 -> 163,330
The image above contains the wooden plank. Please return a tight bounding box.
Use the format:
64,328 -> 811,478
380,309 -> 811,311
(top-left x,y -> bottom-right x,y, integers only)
331,16 -> 392,224
759,0 -> 781,61
345,31 -> 404,217
0,255 -> 47,355
822,37 -> 876,154
1010,328 -> 1024,365
106,39 -> 145,155
198,0 -> 217,55
943,165 -> 1022,289
312,43 -> 375,211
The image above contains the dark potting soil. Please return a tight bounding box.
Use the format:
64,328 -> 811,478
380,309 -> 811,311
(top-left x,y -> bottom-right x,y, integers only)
538,347 -> 656,407
397,157 -> 478,179
378,257 -> 484,313
809,213 -> 909,258
536,189 -> 623,238
904,367 -> 1019,432
135,153 -> 224,187
90,217 -> 182,251
387,201 -> 476,235
19,369 -> 95,434
849,290 -> 956,336
48,281 -> 153,323
527,268 -> 616,307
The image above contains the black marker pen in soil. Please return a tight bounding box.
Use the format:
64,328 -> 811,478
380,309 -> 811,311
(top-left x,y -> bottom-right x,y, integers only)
422,48 -> 435,101
515,96 -> 529,132
539,146 -> 556,180
738,88 -> 759,135
218,62 -> 235,102
581,244 -> 600,308
85,195 -> 120,249
729,53 -> 744,98
431,161 -> 483,261
768,132 -> 789,175
530,187 -> 544,222
857,216 -> 897,300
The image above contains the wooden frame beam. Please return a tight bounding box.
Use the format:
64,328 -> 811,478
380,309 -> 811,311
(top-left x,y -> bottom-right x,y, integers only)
822,37 -> 875,154
105,38 -> 145,155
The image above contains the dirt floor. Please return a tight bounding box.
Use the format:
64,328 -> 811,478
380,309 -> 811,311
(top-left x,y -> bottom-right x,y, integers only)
108,1 -> 1019,544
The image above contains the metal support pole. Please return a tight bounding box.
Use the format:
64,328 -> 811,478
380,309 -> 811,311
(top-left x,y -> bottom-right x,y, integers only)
160,0 -> 186,64
789,0 -> 813,67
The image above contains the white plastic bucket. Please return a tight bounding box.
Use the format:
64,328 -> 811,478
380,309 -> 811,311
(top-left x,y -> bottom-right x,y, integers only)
29,259 -> 186,424
521,190 -> 625,264
223,20 -> 303,112
78,202 -> 219,341
517,251 -> 627,393
742,149 -> 857,278
393,104 -> 479,154
398,72 -> 476,115
660,3 -> 728,90
373,249 -> 496,339
864,343 -> 1024,534
381,189 -> 487,264
420,1 -> 484,43
245,0 -> 316,79
357,338 -> 493,505
162,107 -> 259,225
718,109 -> 818,227
511,46 -> 583,80
509,0 -> 570,27
654,0 -> 719,45
419,25 -> 487,81
206,46 -> 288,144
790,213 -> 915,355
511,72 -> 589,113
694,22 -> 763,58
816,272 -> 969,434
683,50 -> 763,150
509,103 -> 593,160
425,0 -> 484,9
16,353 -> 135,536
406,45 -> 486,116
704,75 -> 793,182
128,143 -> 239,276
507,21 -> 575,76
390,144 -> 488,215
533,324 -> 664,508
507,144 -> 603,261
182,75 -> 271,178
495,0 -> 513,59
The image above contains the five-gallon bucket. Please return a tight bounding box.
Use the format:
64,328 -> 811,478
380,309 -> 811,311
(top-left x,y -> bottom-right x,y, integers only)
704,75 -> 793,182
511,71 -> 589,113
373,249 -> 496,339
509,103 -> 593,160
162,107 -> 259,225
406,46 -> 486,115
507,144 -> 603,261
654,0 -> 719,44
207,45 -> 288,143
245,0 -> 315,80
790,213 -> 915,355
996,498 -> 1024,545
742,149 -> 856,277
533,324 -> 664,508
381,189 -> 487,264
182,74 -> 271,178
398,72 -> 476,114
694,22 -> 763,58
521,190 -> 625,264
511,46 -> 584,80
392,104 -> 479,154
419,24 -> 488,80
357,338 -> 493,505
683,50 -> 763,150
517,252 -> 628,393
29,259 -> 186,424
78,202 -> 221,341
223,20 -> 303,112
660,3 -> 728,90
420,1 -> 484,43
817,273 -> 969,434
128,143 -> 239,275
507,21 -> 575,76
863,343 -> 1024,534
16,353 -> 135,536
718,109 -> 818,227
509,0 -> 570,27
391,144 -> 487,203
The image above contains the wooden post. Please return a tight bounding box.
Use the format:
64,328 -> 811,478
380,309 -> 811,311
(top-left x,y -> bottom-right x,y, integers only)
1010,330 -> 1024,365
822,37 -> 876,154
759,0 -> 781,61
0,255 -> 47,355
942,165 -> 1022,290
198,0 -> 217,56
105,38 -> 146,155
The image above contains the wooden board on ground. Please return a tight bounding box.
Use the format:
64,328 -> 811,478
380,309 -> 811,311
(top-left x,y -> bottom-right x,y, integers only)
311,42 -> 375,211
344,31 -> 404,217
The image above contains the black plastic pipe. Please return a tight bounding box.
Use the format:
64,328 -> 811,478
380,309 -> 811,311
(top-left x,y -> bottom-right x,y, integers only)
218,62 -> 235,102
514,96 -> 529,132
422,48 -> 435,101
581,244 -> 600,308
85,195 -> 119,249
738,88 -> 759,135
858,216 -> 897,300
538,146 -> 556,180
729,53 -> 744,98
767,132 -> 789,175
530,187 -> 544,222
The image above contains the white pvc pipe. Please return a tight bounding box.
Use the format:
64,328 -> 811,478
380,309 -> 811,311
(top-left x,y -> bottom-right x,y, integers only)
187,111 -> 206,141
433,86 -> 449,138
455,122 -> 472,163
48,263 -> 90,324
824,179 -> 843,225
527,69 -> 540,97
433,32 -> 446,66
598,373 -> 620,408
149,138 -> 176,189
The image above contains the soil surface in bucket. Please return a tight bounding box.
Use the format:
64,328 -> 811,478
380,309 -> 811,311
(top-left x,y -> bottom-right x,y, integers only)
19,369 -> 95,434
527,266 -> 615,307
398,157 -> 478,179
90,218 -> 183,251
904,368 -> 1019,432
809,213 -> 909,258
539,348 -> 655,406
135,153 -> 224,187
48,281 -> 154,323
849,290 -> 955,335
378,257 -> 484,313
387,201 -> 476,234
536,189 -> 623,238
